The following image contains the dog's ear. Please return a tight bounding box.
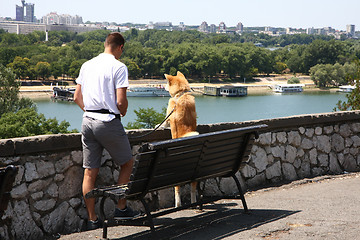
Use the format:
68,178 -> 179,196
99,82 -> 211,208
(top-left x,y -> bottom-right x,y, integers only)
177,71 -> 185,78
164,74 -> 174,83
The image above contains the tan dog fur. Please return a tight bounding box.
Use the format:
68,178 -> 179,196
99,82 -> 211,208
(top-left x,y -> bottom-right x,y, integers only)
164,71 -> 198,207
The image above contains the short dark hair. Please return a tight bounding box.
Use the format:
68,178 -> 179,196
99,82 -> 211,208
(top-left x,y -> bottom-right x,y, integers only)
105,32 -> 125,50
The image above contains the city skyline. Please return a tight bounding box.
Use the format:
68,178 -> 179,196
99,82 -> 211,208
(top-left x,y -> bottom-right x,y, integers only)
0,0 -> 359,31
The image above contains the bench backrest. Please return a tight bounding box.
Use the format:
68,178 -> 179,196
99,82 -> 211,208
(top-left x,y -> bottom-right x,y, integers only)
0,165 -> 18,217
126,124 -> 267,198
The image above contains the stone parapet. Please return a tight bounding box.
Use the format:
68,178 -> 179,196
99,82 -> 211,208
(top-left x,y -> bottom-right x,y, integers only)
0,110 -> 360,239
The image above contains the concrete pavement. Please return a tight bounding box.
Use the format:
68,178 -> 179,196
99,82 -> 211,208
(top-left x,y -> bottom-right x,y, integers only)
59,172 -> 360,240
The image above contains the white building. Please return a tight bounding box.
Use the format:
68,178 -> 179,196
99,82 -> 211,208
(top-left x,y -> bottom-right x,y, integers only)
42,12 -> 83,25
346,24 -> 355,37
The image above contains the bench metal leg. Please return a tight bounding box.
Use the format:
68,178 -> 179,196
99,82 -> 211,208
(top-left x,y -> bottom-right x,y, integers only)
232,175 -> 248,212
140,198 -> 157,238
99,197 -> 109,239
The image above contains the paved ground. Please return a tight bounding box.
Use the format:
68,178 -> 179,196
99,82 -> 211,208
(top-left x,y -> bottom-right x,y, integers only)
59,172 -> 360,240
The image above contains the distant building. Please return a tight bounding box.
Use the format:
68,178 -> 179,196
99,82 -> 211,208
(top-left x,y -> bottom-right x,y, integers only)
199,21 -> 209,33
306,27 -> 315,34
16,4 -> 24,21
154,22 -> 173,30
236,22 -> 244,33
42,12 -> 83,25
0,21 -> 100,35
209,24 -> 217,33
24,3 -> 34,22
16,1 -> 35,23
346,24 -> 355,37
218,22 -> 226,33
179,22 -> 186,31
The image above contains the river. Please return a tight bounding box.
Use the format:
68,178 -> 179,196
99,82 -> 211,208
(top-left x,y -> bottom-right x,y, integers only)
34,91 -> 347,131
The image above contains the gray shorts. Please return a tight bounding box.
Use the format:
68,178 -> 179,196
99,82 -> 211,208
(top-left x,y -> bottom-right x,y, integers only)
81,116 -> 132,169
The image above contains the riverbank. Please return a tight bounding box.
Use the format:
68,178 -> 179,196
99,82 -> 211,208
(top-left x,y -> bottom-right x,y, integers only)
18,75 -> 337,100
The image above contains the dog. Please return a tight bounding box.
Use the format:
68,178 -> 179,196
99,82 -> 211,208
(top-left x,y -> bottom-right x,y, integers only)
164,71 -> 199,207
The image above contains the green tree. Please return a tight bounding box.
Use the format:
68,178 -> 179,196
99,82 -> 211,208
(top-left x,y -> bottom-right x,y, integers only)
0,64 -> 76,138
7,56 -> 30,79
35,61 -> 51,80
287,76 -> 300,84
335,60 -> 360,111
0,108 -> 76,139
125,107 -> 166,129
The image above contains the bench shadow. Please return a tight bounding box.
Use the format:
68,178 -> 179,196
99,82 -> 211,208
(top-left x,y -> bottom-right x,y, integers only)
110,203 -> 300,240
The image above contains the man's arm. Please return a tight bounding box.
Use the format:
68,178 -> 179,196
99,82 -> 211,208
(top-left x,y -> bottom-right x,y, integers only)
74,84 -> 85,111
116,87 -> 128,117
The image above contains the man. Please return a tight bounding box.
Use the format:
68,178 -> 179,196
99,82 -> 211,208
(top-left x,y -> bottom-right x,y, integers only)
74,32 -> 139,231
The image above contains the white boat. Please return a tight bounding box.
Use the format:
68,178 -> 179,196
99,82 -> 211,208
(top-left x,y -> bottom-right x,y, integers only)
273,84 -> 304,93
127,85 -> 170,97
338,85 -> 355,93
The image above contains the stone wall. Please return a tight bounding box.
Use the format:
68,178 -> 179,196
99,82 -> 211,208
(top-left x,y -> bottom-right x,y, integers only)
1,111 -> 360,239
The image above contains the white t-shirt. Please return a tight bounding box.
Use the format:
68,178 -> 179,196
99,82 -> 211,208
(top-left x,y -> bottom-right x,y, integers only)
76,53 -> 129,122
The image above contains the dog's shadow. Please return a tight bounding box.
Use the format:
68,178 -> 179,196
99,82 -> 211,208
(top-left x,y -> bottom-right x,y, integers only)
110,203 -> 300,240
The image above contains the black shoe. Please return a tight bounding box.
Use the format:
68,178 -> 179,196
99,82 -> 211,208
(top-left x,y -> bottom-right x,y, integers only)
87,218 -> 103,231
114,207 -> 141,220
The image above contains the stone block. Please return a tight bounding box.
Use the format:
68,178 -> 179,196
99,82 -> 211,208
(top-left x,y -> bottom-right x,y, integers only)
14,134 -> 82,155
282,163 -> 297,181
36,160 -> 55,178
24,162 -> 39,182
315,127 -> 323,135
28,179 -> 52,193
309,148 -> 318,165
11,200 -> 44,239
246,172 -> 266,188
46,183 -> 59,198
258,132 -> 272,145
323,126 -> 334,134
288,131 -> 301,147
276,132 -> 287,144
331,133 -> 345,152
34,199 -> 56,212
41,202 -> 69,233
271,145 -> 285,160
339,124 -> 352,138
285,145 -> 297,163
316,135 -> 331,153
305,128 -> 314,138
265,161 -> 281,180
240,164 -> 256,179
58,166 -> 83,200
318,154 -> 329,167
0,139 -> 14,157
251,146 -> 268,172
351,135 -> 360,147
351,122 -> 360,133
11,183 -> 28,199
55,156 -> 73,173
301,138 -> 313,150
329,152 -> 342,174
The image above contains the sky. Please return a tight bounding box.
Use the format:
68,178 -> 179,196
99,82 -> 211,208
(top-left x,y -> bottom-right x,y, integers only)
0,0 -> 359,30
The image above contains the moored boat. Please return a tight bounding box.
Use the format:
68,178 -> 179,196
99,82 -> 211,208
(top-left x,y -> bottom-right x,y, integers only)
127,85 -> 170,97
273,84 -> 304,93
338,85 -> 355,93
52,87 -> 75,101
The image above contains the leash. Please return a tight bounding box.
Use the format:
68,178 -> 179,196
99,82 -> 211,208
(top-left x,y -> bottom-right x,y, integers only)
127,105 -> 176,139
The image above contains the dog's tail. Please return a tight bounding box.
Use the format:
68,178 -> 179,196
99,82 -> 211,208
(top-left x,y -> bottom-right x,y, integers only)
182,131 -> 199,138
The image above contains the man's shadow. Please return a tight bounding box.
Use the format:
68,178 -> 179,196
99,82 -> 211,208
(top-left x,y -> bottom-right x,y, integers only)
110,202 -> 300,240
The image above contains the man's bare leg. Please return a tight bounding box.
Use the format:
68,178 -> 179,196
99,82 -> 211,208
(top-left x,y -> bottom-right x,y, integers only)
82,168 -> 99,221
117,158 -> 134,209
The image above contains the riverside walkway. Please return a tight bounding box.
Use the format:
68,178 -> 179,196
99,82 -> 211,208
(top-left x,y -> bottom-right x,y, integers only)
59,172 -> 360,240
